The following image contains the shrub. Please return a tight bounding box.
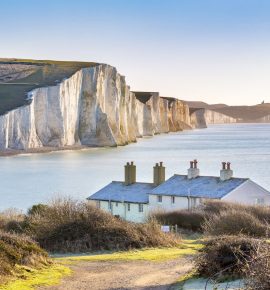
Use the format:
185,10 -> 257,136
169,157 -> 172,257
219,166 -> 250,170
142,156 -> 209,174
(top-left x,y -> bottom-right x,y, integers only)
196,235 -> 267,279
243,243 -> 270,290
26,198 -> 179,253
0,208 -> 26,233
202,209 -> 267,237
203,200 -> 270,221
0,231 -> 50,277
152,209 -> 205,232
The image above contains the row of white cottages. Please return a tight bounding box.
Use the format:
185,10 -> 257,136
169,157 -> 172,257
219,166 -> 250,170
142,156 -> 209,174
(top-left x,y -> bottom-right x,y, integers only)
88,160 -> 270,222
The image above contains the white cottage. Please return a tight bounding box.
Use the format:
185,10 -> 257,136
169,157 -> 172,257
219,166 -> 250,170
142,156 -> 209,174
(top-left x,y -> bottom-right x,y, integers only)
88,161 -> 270,222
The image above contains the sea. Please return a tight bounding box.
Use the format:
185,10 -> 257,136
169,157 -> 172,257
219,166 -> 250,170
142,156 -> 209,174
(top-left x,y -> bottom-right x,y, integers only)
1,123 -> 270,211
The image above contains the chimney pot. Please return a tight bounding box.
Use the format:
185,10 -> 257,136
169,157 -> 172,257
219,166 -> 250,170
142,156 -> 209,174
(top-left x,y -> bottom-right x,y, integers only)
188,160 -> 200,179
125,161 -> 136,185
220,162 -> 233,181
153,162 -> 165,186
222,162 -> 226,170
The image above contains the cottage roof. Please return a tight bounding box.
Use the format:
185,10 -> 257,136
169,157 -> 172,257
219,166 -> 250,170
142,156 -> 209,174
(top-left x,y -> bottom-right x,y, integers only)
88,181 -> 154,203
150,174 -> 248,199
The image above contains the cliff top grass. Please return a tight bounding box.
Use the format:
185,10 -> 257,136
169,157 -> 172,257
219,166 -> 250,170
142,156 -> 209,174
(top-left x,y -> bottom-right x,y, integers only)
0,58 -> 99,115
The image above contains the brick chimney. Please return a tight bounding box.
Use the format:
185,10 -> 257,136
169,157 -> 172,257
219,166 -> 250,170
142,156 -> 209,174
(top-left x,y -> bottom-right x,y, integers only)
188,159 -> 200,179
220,162 -> 233,181
124,161 -> 136,185
153,162 -> 165,186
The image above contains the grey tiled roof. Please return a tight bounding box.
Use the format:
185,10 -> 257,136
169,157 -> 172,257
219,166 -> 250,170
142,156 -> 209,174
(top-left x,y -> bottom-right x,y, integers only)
150,175 -> 249,199
88,181 -> 154,203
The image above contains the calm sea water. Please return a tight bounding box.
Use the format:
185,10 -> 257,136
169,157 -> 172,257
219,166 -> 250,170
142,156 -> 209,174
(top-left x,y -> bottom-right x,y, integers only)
1,123 -> 270,211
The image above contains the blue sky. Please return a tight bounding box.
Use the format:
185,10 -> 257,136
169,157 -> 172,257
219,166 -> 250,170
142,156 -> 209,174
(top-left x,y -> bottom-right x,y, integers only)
1,0 -> 270,105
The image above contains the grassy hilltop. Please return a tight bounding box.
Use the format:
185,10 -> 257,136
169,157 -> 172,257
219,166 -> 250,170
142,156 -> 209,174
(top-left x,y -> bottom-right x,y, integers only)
0,58 -> 99,115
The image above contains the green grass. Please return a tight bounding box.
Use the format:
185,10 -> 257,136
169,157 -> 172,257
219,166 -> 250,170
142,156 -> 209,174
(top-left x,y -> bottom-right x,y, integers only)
0,240 -> 203,290
0,58 -> 99,115
57,240 -> 203,263
0,264 -> 71,290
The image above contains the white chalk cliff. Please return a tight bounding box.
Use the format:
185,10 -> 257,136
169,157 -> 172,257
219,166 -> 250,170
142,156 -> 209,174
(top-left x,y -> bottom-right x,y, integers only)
0,64 -> 191,150
190,108 -> 237,129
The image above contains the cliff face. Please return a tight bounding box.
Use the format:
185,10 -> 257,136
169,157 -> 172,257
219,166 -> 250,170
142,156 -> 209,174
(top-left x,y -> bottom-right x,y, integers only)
190,108 -> 237,129
0,64 -> 191,150
254,114 -> 270,123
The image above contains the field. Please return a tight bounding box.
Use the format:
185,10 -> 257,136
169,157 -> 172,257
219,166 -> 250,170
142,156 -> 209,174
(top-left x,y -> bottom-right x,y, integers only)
0,58 -> 98,115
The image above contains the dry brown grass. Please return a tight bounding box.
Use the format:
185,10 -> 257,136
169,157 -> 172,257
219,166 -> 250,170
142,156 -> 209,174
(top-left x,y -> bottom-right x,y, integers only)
0,230 -> 50,278
152,200 -> 270,238
202,209 -> 268,237
25,198 -> 179,253
196,235 -> 269,280
152,209 -> 205,232
243,243 -> 270,290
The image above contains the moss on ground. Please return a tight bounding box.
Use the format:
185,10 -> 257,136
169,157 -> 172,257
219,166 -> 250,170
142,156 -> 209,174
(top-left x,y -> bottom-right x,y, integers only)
57,240 -> 203,263
0,264 -> 71,290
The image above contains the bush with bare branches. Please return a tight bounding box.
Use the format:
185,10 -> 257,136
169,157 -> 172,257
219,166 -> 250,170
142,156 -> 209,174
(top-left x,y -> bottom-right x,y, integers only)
196,235 -> 268,280
26,198 -> 179,252
202,209 -> 268,237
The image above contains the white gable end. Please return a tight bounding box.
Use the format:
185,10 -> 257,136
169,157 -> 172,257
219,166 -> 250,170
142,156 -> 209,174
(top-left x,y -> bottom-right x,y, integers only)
222,180 -> 270,205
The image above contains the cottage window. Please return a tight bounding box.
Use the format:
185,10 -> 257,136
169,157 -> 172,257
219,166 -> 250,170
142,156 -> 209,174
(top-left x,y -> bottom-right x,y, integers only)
127,203 -> 131,211
116,202 -> 119,207
171,196 -> 175,204
157,195 -> 162,203
255,198 -> 265,205
96,201 -> 101,208
108,201 -> 112,210
138,204 -> 144,212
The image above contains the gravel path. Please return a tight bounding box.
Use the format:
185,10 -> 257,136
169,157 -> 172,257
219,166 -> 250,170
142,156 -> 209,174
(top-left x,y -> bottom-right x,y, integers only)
42,257 -> 193,290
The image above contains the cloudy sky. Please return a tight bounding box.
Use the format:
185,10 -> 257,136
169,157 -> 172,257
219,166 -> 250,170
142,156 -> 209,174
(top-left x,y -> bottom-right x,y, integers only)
1,0 -> 270,105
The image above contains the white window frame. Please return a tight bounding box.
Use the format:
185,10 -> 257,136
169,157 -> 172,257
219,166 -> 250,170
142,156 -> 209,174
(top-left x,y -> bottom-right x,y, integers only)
96,200 -> 101,208
115,202 -> 119,207
157,195 -> 162,203
255,198 -> 265,205
127,203 -> 131,211
138,204 -> 144,212
108,201 -> 112,210
171,196 -> 175,204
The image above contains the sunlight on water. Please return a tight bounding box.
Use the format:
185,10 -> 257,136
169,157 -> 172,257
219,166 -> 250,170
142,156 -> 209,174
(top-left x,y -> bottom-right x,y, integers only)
0,124 -> 270,211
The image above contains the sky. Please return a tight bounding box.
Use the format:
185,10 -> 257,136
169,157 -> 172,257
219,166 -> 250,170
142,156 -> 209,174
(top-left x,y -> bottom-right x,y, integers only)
1,0 -> 270,105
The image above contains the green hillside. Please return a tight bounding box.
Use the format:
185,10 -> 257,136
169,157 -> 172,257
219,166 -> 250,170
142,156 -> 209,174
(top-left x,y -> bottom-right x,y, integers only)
0,58 -> 99,115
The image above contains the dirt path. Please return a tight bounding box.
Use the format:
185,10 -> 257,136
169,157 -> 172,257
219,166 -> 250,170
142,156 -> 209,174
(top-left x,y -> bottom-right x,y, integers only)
42,257 -> 193,290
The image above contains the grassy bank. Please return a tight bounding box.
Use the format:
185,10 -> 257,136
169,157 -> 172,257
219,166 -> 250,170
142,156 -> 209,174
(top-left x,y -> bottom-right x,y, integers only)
56,240 -> 203,263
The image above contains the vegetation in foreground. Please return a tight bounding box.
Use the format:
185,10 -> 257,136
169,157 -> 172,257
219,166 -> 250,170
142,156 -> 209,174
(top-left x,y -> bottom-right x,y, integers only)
0,230 -> 71,290
0,198 -> 182,288
153,200 -> 270,238
153,201 -> 270,289
3,199 -> 270,289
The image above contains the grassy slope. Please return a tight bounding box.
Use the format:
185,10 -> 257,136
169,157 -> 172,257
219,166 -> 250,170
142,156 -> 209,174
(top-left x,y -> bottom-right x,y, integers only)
0,58 -> 99,115
185,100 -> 270,121
56,240 -> 203,263
214,103 -> 270,121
